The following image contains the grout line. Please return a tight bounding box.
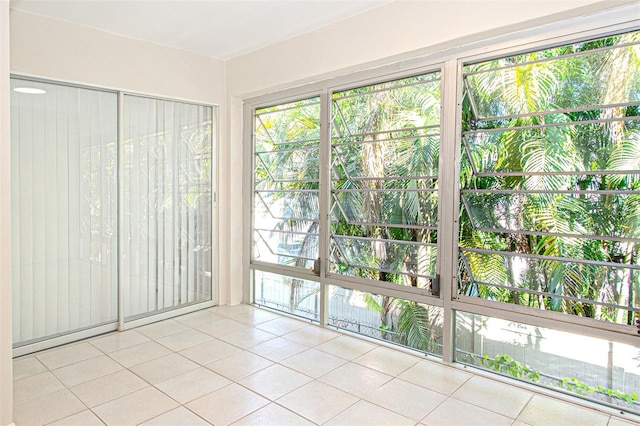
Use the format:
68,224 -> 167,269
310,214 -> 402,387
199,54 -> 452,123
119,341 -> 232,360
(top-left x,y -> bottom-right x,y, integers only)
13,306 -> 631,426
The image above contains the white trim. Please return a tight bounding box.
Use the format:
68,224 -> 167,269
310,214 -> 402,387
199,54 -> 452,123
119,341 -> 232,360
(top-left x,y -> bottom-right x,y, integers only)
12,323 -> 118,358
439,58 -> 460,363
121,300 -> 215,330
117,91 -> 125,331
10,73 -> 220,109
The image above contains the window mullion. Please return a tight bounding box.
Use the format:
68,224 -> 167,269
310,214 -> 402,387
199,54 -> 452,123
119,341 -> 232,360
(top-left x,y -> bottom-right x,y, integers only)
438,59 -> 462,364
318,89 -> 331,326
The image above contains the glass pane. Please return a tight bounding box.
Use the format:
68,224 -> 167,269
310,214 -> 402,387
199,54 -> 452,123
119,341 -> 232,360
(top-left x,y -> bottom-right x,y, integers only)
332,76 -> 440,137
329,285 -> 443,356
253,97 -> 320,270
253,228 -> 318,269
11,79 -> 118,346
123,96 -> 214,319
331,236 -> 437,284
255,190 -> 319,221
331,72 -> 441,291
253,271 -> 319,321
459,249 -> 639,322
464,33 -> 640,119
256,98 -> 320,146
332,135 -> 439,180
462,120 -> 640,176
462,192 -> 640,240
456,311 -> 640,413
256,146 -> 319,182
332,189 -> 438,228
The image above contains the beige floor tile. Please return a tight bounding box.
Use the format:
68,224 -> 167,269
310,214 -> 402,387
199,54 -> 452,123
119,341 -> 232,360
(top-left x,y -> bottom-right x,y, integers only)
232,403 -> 315,425
451,375 -> 532,418
239,364 -> 312,400
276,381 -> 359,424
223,308 -> 282,326
422,397 -> 513,426
69,369 -> 148,407
13,371 -> 65,405
353,346 -> 419,376
36,342 -> 102,370
280,348 -> 347,378
141,407 -> 211,425
52,355 -> 123,387
210,304 -> 256,316
248,336 -> 308,362
517,395 -> 610,426
155,367 -> 232,404
325,400 -> 414,426
14,389 -> 86,426
282,325 -> 340,347
135,318 -> 191,340
364,378 -> 446,421
205,351 -> 274,381
92,386 -> 179,426
155,328 -> 213,351
48,410 -> 105,426
186,383 -> 269,426
179,338 -> 242,365
217,327 -> 277,349
13,356 -> 48,381
173,310 -> 226,328
255,317 -> 309,336
315,335 -> 377,360
89,330 -> 150,354
196,318 -> 251,338
108,341 -> 173,368
398,359 -> 471,395
319,362 -> 393,398
130,353 -> 200,384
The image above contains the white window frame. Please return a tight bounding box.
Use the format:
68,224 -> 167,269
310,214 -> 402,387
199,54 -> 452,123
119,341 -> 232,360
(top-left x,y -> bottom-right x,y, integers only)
244,5 -> 640,367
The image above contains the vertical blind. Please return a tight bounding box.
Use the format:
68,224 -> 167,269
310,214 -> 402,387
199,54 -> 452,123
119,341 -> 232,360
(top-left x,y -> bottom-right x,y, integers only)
11,80 -> 118,345
122,95 -> 214,320
11,80 -> 216,348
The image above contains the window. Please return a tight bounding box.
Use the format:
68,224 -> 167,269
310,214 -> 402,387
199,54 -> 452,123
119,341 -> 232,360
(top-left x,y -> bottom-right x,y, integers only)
246,26 -> 640,413
459,31 -> 640,325
252,98 -> 320,272
456,30 -> 640,412
330,74 -> 441,293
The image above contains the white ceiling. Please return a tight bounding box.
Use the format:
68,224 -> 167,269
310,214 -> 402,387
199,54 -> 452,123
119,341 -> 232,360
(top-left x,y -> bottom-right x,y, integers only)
11,0 -> 393,60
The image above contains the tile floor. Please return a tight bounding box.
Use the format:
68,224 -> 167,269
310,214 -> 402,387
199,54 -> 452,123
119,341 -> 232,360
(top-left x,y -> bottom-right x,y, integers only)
12,305 -> 640,426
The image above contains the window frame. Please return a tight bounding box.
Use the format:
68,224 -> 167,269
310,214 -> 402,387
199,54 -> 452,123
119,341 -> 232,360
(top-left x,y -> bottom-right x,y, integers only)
10,75 -> 220,356
244,12 -> 640,354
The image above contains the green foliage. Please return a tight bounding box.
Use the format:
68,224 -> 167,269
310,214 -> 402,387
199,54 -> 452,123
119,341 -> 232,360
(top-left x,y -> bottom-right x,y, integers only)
478,353 -> 638,407
555,377 -> 639,406
479,354 -> 540,383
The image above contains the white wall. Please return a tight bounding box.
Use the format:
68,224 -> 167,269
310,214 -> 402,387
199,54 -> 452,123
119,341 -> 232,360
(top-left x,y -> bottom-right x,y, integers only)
1,1 -> 13,424
226,0 -> 632,97
10,9 -> 226,103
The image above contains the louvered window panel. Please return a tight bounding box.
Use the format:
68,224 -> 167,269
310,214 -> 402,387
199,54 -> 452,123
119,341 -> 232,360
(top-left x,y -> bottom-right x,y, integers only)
330,73 -> 441,292
459,31 -> 640,325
